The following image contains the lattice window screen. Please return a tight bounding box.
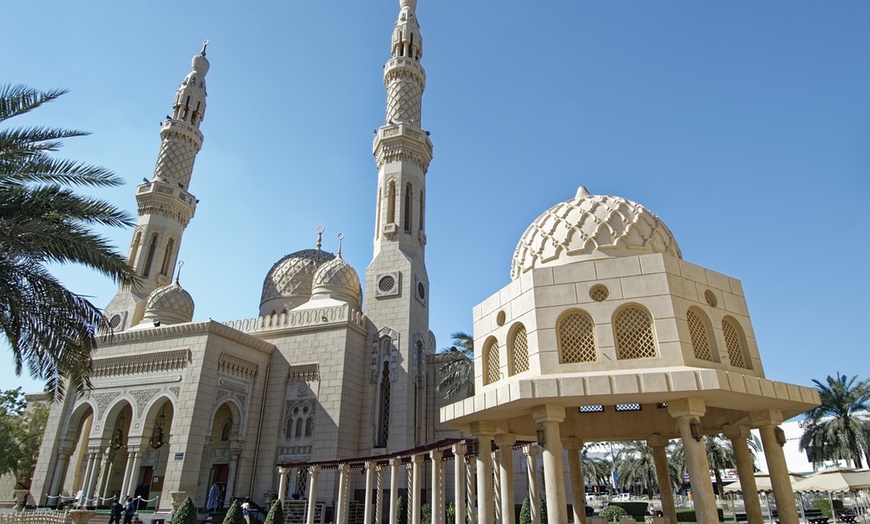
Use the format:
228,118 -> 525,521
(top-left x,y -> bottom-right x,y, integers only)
511,325 -> 529,375
485,339 -> 500,385
722,318 -> 747,368
687,309 -> 713,361
558,311 -> 597,363
614,307 -> 657,359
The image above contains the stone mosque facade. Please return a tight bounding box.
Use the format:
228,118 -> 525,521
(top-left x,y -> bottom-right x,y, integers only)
29,1 -> 820,523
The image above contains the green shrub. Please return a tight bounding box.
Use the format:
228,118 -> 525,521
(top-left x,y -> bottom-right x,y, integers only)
421,503 -> 432,524
445,503 -> 456,524
600,505 -> 629,521
263,500 -> 284,524
813,499 -> 844,518
674,508 -> 724,522
223,500 -> 245,524
519,497 -> 531,524
611,502 -> 648,519
171,498 -> 198,524
397,496 -> 408,524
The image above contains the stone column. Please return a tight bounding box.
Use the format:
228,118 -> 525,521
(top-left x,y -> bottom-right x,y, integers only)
336,464 -> 351,524
752,411 -> 798,524
431,450 -> 445,524
277,467 -> 290,503
389,458 -> 401,524
86,448 -> 103,506
564,437 -> 587,524
453,442 -> 467,524
306,466 -> 321,524
226,444 -> 242,501
375,464 -> 385,524
669,399 -> 718,524
648,434 -> 677,524
495,434 -> 517,524
723,425 -> 763,524
411,454 -> 423,524
125,448 -> 142,503
533,405 -> 568,524
524,444 -> 541,524
471,422 -> 496,524
364,461 -> 376,524
79,450 -> 96,505
492,448 -> 501,521
466,454 -> 476,524
49,447 -> 70,506
121,448 -> 140,500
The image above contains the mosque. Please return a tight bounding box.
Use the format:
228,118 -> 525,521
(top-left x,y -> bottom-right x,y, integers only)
29,1 -> 819,523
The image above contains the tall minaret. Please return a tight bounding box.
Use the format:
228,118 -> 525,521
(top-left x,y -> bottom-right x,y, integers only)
363,0 -> 435,453
104,44 -> 209,331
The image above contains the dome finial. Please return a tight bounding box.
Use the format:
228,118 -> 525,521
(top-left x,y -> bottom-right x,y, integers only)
316,225 -> 325,250
175,260 -> 184,284
200,39 -> 209,56
576,186 -> 591,199
399,0 -> 417,10
337,233 -> 345,259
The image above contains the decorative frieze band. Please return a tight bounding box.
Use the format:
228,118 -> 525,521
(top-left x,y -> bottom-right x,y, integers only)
287,364 -> 320,384
218,353 -> 258,380
92,349 -> 190,378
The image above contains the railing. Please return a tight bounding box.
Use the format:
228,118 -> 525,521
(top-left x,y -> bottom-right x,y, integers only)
0,509 -> 68,524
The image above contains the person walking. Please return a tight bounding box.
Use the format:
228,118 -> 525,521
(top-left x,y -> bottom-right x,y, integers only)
123,496 -> 136,524
108,499 -> 123,524
241,498 -> 251,524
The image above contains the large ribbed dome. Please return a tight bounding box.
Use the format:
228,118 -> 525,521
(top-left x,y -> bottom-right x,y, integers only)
140,282 -> 195,326
260,249 -> 336,315
311,255 -> 362,308
511,186 -> 682,279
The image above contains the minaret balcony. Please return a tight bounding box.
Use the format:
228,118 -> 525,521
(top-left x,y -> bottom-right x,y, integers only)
136,181 -> 197,215
384,57 -> 426,78
160,119 -> 204,144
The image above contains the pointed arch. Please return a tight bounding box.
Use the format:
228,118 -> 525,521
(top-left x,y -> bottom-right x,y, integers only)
483,336 -> 501,385
142,233 -> 159,278
508,323 -> 529,375
687,307 -> 717,362
613,305 -> 657,360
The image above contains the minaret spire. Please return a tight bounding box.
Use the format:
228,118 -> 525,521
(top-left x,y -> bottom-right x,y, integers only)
364,0 -> 435,452
104,46 -> 210,331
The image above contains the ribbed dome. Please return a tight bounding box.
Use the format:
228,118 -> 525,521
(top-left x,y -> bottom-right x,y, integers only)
260,249 -> 336,315
311,256 -> 362,308
511,186 -> 682,279
141,282 -> 195,326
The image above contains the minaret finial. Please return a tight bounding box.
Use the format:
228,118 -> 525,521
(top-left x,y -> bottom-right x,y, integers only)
337,233 -> 345,258
176,261 -> 184,284
316,226 -> 325,250
201,39 -> 209,56
399,0 -> 417,10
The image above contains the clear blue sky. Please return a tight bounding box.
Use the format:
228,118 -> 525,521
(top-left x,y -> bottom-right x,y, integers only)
2,1 -> 868,394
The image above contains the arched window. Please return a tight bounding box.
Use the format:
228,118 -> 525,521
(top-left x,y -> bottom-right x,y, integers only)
142,233 -> 159,278
160,238 -> 175,276
305,417 -> 313,437
418,189 -> 424,233
558,310 -> 597,363
509,324 -> 529,375
722,317 -> 750,369
375,185 -> 382,240
129,231 -> 142,265
376,361 -> 391,447
221,421 -> 231,441
403,182 -> 412,232
687,308 -> 715,362
387,181 -> 396,224
484,338 -> 500,385
614,306 -> 657,360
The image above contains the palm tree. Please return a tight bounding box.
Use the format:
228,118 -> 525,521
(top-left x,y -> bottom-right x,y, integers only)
669,435 -> 745,497
799,372 -> 870,468
581,447 -> 613,490
436,331 -> 474,399
614,441 -> 659,495
0,84 -> 138,400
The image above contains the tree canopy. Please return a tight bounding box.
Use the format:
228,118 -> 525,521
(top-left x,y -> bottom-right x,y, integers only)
0,388 -> 48,488
799,372 -> 870,468
0,84 -> 138,400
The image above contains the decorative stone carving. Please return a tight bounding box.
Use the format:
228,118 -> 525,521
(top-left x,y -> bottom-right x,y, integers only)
92,349 -> 190,378
92,392 -> 120,416
131,388 -> 161,414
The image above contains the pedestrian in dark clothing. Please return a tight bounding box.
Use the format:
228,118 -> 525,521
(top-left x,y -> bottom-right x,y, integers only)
108,499 -> 123,524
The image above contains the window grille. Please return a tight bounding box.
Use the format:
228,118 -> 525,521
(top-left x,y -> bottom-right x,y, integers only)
590,285 -> 609,302
616,403 -> 642,412
687,309 -> 714,361
403,183 -> 412,232
485,339 -> 500,385
376,361 -> 391,447
722,317 -> 748,368
511,325 -> 529,375
578,405 -> 604,413
614,306 -> 657,359
558,311 -> 596,363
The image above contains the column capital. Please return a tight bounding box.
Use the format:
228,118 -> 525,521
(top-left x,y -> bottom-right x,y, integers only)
469,420 -> 497,436
749,409 -> 784,427
430,449 -> 443,460
648,433 -> 669,448
365,460 -> 378,471
309,465 -> 321,475
722,424 -> 751,440
561,436 -> 583,450
411,454 -> 423,464
494,433 -> 517,448
532,404 -> 566,423
523,443 -> 540,457
667,398 -> 706,418
391,457 -> 402,467
452,442 -> 467,456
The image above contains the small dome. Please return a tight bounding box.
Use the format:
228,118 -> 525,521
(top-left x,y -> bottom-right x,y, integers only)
511,186 -> 682,279
311,256 -> 362,308
260,249 -> 336,315
140,282 -> 195,326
